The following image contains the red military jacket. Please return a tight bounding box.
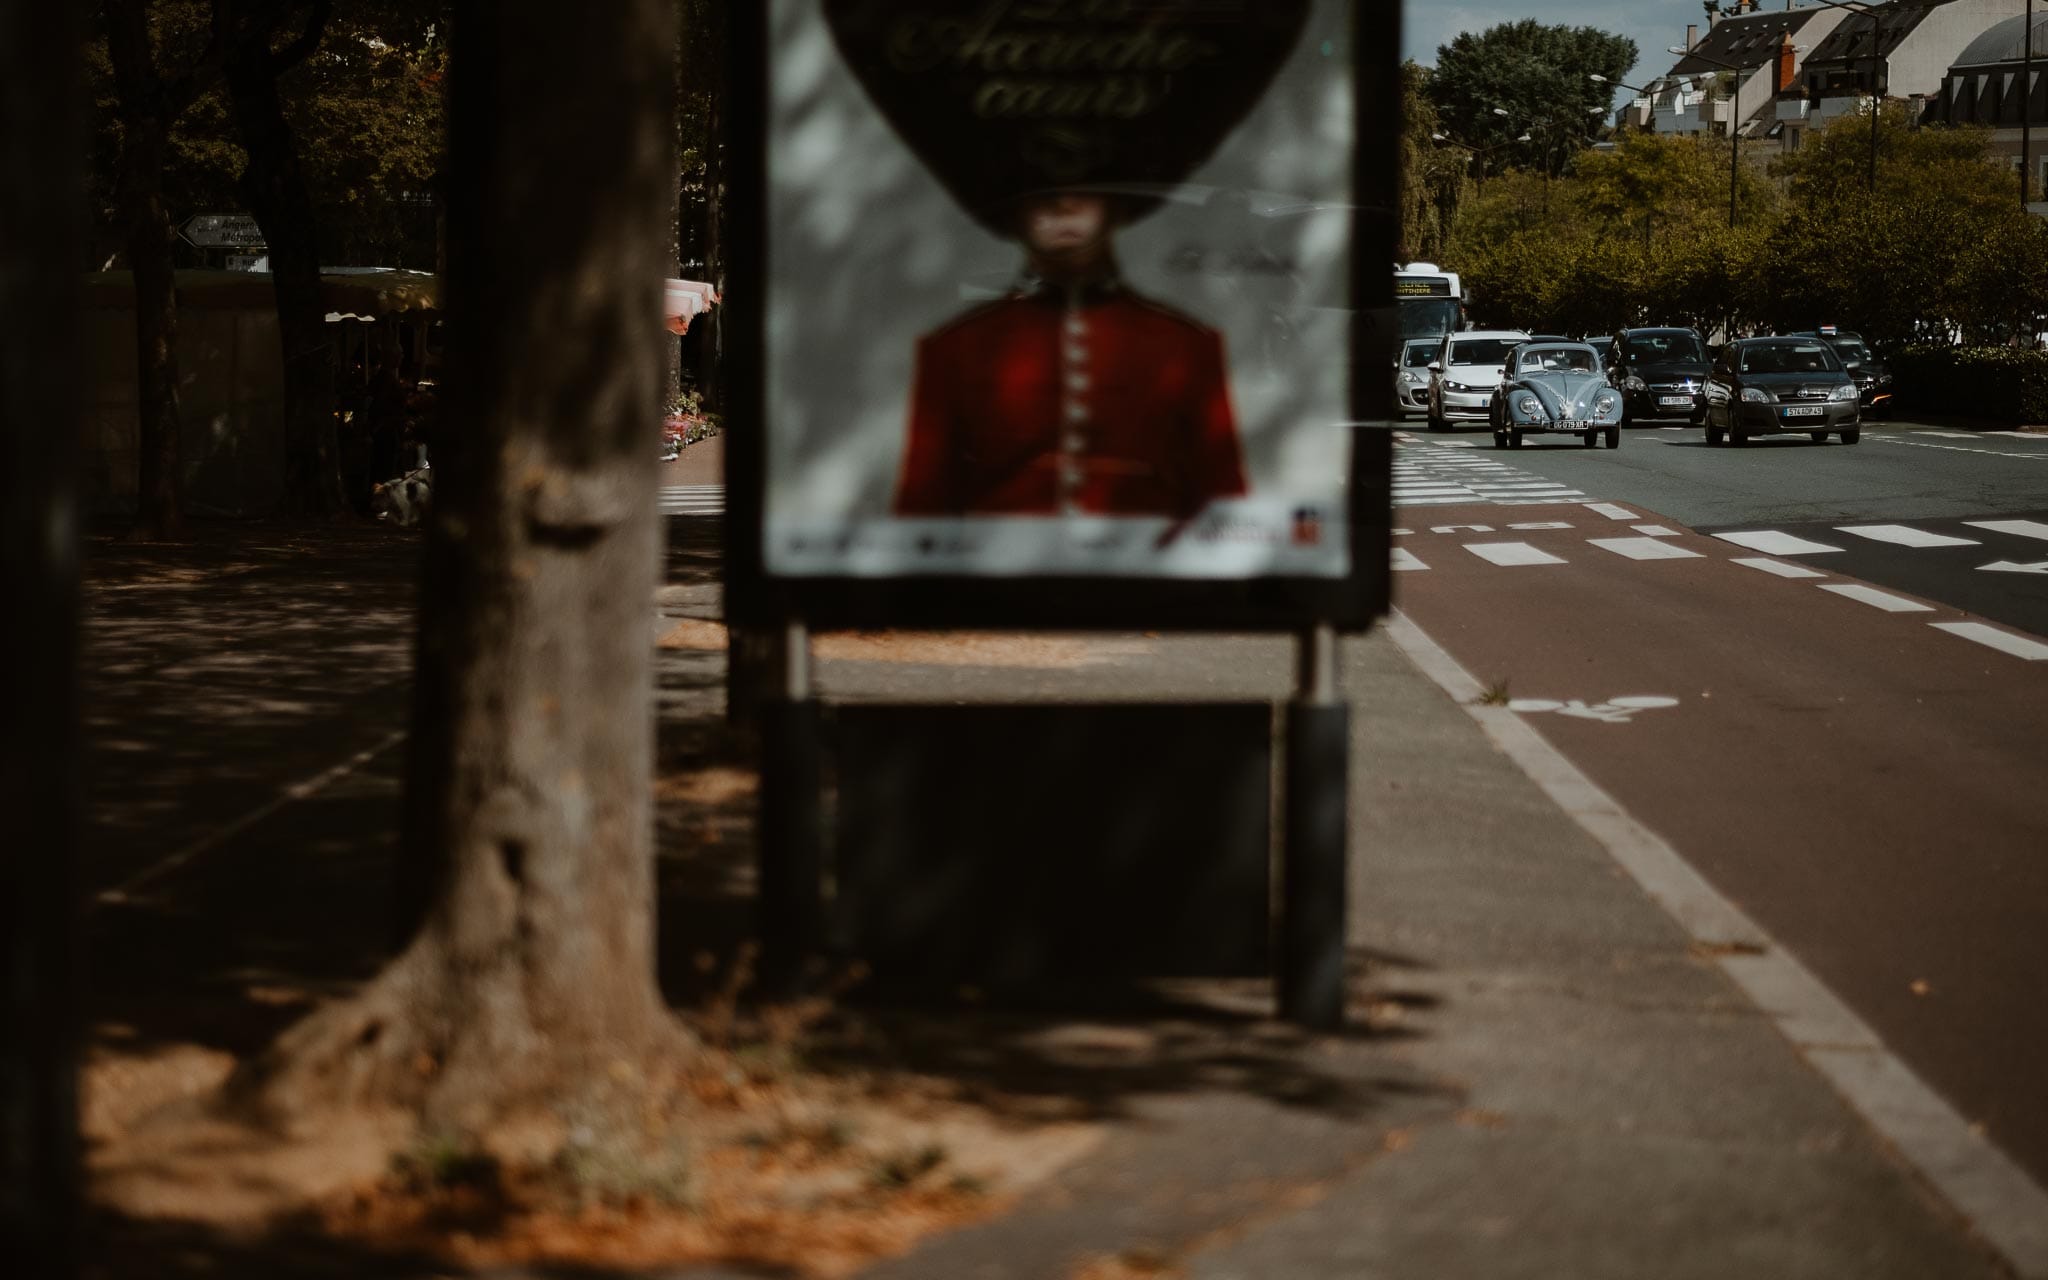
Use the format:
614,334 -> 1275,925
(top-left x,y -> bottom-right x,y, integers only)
893,278 -> 1248,516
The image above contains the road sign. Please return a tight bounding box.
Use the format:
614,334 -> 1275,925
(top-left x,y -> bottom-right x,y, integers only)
224,254 -> 266,272
180,214 -> 265,248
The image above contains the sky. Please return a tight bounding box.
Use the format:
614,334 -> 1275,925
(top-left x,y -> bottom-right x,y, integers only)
1403,0 -> 1714,90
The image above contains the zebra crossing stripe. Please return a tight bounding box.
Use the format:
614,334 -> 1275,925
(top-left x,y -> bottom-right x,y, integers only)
1391,548 -> 1429,572
1964,519 -> 2048,542
1730,557 -> 1827,579
1835,524 -> 1978,548
1465,541 -> 1567,566
1588,537 -> 1704,561
1818,583 -> 1934,613
1583,503 -> 1638,520
1712,530 -> 1843,556
1931,621 -> 2048,660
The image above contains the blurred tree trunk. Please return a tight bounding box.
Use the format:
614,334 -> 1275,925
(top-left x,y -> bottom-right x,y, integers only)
224,0 -> 349,517
105,0 -> 222,540
690,0 -> 727,411
1,0 -> 85,1271
247,0 -> 682,1136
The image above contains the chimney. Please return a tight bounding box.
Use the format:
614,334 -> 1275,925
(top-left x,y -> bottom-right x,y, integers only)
1687,23 -> 1699,50
1778,31 -> 1797,92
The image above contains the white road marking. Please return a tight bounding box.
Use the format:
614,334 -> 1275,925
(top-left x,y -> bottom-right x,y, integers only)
1384,610 -> 2048,1280
1508,521 -> 1575,530
1464,541 -> 1567,566
1930,621 -> 2048,660
1980,560 -> 2048,575
1965,518 -> 2048,542
1632,524 -> 1681,537
1818,583 -> 1935,613
1431,523 -> 1495,534
1398,495 -> 1482,506
1508,695 -> 1681,723
1584,503 -> 1638,520
1392,528 -> 1413,536
1921,431 -> 1977,439
1834,524 -> 1978,548
659,484 -> 726,516
1731,557 -> 1828,579
1983,431 -> 2048,440
1712,530 -> 1844,556
1589,537 -> 1706,561
1391,547 -> 1429,572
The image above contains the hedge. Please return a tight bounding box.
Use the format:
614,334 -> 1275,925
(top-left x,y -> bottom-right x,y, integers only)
1890,346 -> 2048,424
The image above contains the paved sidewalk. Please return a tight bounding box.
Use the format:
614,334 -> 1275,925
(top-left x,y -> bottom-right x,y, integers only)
786,631 -> 2013,1280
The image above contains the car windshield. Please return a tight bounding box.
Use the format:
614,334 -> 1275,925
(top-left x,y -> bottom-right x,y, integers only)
1518,346 -> 1598,374
1450,338 -> 1522,366
1402,343 -> 1437,368
1740,343 -> 1843,375
1825,337 -> 1873,363
1624,332 -> 1706,363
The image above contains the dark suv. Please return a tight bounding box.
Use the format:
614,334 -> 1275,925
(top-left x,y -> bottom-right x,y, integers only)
1605,327 -> 1712,424
1792,327 -> 1894,416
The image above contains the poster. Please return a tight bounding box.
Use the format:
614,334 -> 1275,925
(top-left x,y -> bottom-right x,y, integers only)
762,0 -> 1366,586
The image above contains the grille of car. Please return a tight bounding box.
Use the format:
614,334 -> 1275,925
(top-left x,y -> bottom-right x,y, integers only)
1780,386 -> 1830,401
1648,380 -> 1697,393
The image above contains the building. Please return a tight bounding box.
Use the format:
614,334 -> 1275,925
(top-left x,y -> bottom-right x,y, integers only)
1776,0 -> 2014,152
1620,2 -> 1850,141
1922,9 -> 2048,198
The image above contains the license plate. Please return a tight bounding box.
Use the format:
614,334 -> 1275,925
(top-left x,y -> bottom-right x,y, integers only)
1658,395 -> 1693,406
1783,405 -> 1824,417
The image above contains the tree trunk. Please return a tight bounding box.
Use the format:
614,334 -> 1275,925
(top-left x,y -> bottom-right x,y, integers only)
228,22 -> 349,519
248,0 -> 681,1139
1,0 -> 85,1269
122,122 -> 186,541
694,0 -> 727,412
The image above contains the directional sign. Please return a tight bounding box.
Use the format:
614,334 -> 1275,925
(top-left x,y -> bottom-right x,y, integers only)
1978,560 -> 2048,575
180,214 -> 265,248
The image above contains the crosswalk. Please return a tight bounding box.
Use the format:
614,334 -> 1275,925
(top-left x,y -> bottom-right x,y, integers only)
659,485 -> 724,517
1394,508 -> 2048,661
1392,446 -> 1589,508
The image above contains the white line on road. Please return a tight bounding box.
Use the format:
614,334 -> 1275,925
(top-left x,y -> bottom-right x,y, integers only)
1930,621 -> 2048,661
1391,548 -> 1428,571
1508,521 -> 1575,531
1984,431 -> 2048,440
1632,524 -> 1681,538
1383,612 -> 2048,1280
1712,530 -> 1845,556
1588,537 -> 1706,561
1965,519 -> 2048,542
1464,541 -> 1567,566
1818,583 -> 1935,613
1730,557 -> 1828,579
1584,503 -> 1638,520
1834,524 -> 1979,548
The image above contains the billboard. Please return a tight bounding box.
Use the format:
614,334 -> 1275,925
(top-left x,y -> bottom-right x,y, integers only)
728,0 -> 1393,628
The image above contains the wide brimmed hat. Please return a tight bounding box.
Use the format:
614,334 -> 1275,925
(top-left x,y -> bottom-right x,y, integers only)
823,0 -> 1310,237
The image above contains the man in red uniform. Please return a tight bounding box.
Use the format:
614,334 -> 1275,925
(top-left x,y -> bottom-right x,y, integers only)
894,192 -> 1247,518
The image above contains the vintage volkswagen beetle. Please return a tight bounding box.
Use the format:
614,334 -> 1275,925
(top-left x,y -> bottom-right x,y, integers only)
1491,341 -> 1624,449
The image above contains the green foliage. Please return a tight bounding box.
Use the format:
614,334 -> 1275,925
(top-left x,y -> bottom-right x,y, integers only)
1427,19 -> 1636,178
1889,346 -> 2048,423
1399,61 -> 1469,262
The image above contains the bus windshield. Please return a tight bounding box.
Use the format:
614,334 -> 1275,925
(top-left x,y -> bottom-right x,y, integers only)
1397,296 -> 1462,340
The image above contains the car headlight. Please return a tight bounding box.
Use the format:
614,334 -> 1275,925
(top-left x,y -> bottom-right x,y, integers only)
1592,391 -> 1619,416
1740,387 -> 1770,403
1399,370 -> 1424,385
1829,383 -> 1859,401
1624,375 -> 1646,392
1514,394 -> 1543,417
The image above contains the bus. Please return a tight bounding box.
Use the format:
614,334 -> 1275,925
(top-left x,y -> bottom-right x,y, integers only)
1395,262 -> 1463,342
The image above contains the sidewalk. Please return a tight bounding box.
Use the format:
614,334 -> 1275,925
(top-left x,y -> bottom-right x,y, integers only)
73,500 -> 2023,1278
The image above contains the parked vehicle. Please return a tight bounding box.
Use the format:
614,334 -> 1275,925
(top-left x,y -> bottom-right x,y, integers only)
1703,337 -> 1861,446
1394,337 -> 1437,418
1793,326 -> 1894,416
1427,329 -> 1529,431
1605,327 -> 1711,424
1492,341 -> 1624,449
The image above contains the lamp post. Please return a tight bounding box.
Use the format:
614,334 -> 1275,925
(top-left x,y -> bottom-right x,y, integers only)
2027,0 -> 2035,207
1801,0 -> 1886,192
1670,45 -> 1747,228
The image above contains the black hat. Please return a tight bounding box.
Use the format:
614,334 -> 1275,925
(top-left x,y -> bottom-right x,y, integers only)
823,0 -> 1311,237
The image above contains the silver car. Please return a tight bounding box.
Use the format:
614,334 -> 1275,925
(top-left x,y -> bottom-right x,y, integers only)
1492,341 -> 1625,450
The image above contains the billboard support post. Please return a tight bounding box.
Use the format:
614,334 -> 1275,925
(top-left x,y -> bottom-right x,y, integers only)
757,622 -> 823,998
1281,626 -> 1349,1029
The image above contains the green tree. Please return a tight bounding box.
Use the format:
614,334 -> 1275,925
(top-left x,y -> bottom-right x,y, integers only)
1427,19 -> 1635,178
1398,60 -> 1468,263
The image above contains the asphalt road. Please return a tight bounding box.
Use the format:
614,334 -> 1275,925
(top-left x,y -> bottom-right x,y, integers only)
1389,417 -> 2048,1191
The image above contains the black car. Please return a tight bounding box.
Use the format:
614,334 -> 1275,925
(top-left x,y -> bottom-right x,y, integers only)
1702,337 -> 1861,446
1793,327 -> 1894,416
1605,327 -> 1712,424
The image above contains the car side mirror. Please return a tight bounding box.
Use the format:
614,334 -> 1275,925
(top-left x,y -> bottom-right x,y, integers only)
1428,361 -> 1443,373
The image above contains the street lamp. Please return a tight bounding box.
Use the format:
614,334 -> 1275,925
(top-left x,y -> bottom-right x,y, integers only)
1669,44 -> 1747,228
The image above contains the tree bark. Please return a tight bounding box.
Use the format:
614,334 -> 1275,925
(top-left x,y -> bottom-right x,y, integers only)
225,1 -> 349,518
248,0 -> 681,1138
1,0 -> 85,1269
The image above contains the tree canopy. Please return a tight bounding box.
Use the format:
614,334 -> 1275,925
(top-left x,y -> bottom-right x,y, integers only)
1427,20 -> 1636,179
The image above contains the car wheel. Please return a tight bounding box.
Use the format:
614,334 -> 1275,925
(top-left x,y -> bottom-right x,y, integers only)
1509,430 -> 1524,449
1840,428 -> 1861,445
1605,425 -> 1621,449
1809,431 -> 1828,443
1493,430 -> 1508,450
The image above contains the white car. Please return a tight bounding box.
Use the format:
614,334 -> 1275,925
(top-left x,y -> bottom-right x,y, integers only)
1427,329 -> 1530,431
1393,338 -> 1438,417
